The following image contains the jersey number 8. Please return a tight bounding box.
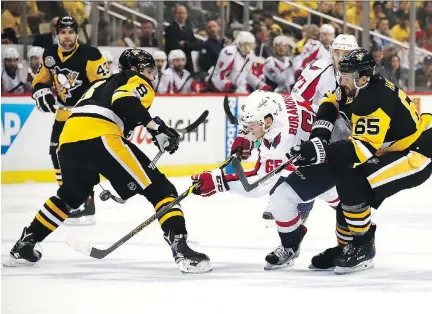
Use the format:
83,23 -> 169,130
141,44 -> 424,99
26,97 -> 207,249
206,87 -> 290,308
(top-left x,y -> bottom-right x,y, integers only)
354,118 -> 380,135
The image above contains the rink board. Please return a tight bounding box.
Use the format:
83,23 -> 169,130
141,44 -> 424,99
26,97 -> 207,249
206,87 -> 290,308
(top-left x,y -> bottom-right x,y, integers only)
1,93 -> 432,184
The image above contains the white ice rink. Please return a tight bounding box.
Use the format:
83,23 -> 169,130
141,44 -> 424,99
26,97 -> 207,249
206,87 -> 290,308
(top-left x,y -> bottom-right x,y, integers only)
2,178 -> 432,313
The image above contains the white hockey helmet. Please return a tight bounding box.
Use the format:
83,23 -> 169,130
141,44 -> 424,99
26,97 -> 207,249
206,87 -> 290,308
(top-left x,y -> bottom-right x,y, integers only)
168,49 -> 186,66
235,31 -> 256,56
331,34 -> 358,51
320,24 -> 335,34
273,35 -> 290,46
240,91 -> 283,131
153,50 -> 167,61
28,46 -> 44,60
102,51 -> 114,63
4,47 -> 19,60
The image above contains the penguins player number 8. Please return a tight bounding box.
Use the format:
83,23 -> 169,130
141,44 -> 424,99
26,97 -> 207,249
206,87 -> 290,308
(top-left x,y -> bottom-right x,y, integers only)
354,118 -> 380,135
134,84 -> 148,98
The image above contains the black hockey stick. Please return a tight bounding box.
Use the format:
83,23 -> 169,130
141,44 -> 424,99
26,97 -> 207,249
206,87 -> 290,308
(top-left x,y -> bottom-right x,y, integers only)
231,155 -> 298,192
223,94 -> 239,125
175,110 -> 209,133
66,154 -> 236,259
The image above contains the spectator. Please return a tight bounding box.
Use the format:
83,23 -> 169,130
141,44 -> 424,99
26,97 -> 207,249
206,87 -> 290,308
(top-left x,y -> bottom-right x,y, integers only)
1,3 -> 32,40
35,1 -> 67,21
373,18 -> 391,49
329,1 -> 344,33
311,1 -> 331,26
347,2 -> 363,26
2,28 -> 18,44
383,1 -> 397,27
33,17 -> 59,49
292,25 -> 309,56
418,2 -> 432,32
198,20 -> 225,72
62,1 -> 88,26
388,54 -> 408,89
1,47 -> 30,93
26,1 -> 46,35
140,20 -> 158,47
396,1 -> 409,16
371,1 -> 386,30
252,24 -> 273,59
26,46 -> 44,84
262,13 -> 274,31
278,1 -> 317,25
165,4 -> 201,73
112,19 -> 136,47
371,45 -> 388,78
391,12 -> 410,42
398,30 -> 428,70
251,9 -> 264,29
416,55 -> 432,90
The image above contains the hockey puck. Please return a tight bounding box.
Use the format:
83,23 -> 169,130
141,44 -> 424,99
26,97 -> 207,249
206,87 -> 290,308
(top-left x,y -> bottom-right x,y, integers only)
99,190 -> 111,201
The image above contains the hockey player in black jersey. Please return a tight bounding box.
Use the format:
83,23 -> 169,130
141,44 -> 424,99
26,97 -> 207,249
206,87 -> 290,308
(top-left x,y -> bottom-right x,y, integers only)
4,49 -> 211,273
292,48 -> 432,274
32,16 -> 110,225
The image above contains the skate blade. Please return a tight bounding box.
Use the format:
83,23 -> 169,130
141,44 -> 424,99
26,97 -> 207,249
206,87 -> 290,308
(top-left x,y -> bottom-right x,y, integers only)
64,215 -> 96,226
308,264 -> 335,271
334,259 -> 374,275
3,256 -> 36,267
264,260 -> 295,271
179,259 -> 212,274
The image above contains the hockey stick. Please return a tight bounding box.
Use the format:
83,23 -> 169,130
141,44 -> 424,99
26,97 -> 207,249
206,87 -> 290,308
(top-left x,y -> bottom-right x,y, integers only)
175,110 -> 209,133
66,154 -> 236,259
223,94 -> 239,125
231,155 -> 299,192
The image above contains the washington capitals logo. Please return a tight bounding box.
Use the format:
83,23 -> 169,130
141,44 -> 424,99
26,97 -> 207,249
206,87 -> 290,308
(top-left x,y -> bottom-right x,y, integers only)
263,133 -> 281,149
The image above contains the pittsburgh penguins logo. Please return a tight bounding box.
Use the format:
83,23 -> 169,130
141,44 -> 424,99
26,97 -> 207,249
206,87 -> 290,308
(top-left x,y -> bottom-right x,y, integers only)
53,66 -> 83,100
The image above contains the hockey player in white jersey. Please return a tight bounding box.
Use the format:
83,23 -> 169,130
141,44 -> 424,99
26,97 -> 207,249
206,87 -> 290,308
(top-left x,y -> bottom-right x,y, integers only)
1,47 -> 30,93
26,46 -> 44,84
292,24 -> 334,79
152,50 -> 167,92
292,34 -> 358,107
211,31 -> 256,93
191,91 -> 340,270
158,49 -> 196,94
263,35 -> 295,92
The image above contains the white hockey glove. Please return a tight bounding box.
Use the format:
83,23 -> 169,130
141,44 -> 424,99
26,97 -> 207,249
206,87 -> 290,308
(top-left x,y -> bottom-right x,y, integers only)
32,88 -> 56,113
191,168 -> 230,197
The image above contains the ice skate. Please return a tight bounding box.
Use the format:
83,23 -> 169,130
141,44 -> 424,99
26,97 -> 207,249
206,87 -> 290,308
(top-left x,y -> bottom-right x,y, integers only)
309,246 -> 343,270
3,227 -> 42,267
64,193 -> 96,226
164,232 -> 211,274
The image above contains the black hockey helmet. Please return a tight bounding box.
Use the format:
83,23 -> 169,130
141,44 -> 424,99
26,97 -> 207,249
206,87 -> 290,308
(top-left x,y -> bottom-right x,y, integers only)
118,48 -> 156,73
339,48 -> 376,78
55,16 -> 79,34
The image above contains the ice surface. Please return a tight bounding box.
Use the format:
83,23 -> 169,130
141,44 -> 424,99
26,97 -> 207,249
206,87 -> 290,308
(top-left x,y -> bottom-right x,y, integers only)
2,178 -> 432,313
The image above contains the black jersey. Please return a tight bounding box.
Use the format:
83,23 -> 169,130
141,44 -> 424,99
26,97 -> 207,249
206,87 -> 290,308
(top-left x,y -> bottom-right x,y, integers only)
33,44 -> 110,108
59,70 -> 155,146
321,76 -> 432,167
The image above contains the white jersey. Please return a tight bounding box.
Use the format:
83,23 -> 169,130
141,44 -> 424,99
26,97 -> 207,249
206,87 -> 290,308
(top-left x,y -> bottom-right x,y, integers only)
211,45 -> 253,94
226,94 -> 315,198
157,67 -> 193,94
292,58 -> 351,143
1,68 -> 25,93
292,40 -> 331,74
263,56 -> 295,92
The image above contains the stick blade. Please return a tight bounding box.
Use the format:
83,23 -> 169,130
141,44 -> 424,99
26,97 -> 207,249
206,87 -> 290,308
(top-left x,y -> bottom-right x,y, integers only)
223,95 -> 239,125
231,157 -> 256,192
65,237 -> 93,256
177,110 -> 209,133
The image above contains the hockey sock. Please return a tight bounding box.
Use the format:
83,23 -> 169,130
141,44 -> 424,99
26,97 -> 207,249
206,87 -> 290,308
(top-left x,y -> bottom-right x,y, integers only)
341,203 -> 372,237
336,205 -> 353,246
28,196 -> 69,242
154,196 -> 187,235
51,154 -> 62,186
278,228 -> 301,249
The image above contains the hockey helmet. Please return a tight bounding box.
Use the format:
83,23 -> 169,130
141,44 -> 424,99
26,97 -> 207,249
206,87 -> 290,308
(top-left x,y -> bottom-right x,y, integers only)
234,31 -> 256,56
102,51 -> 114,63
168,49 -> 186,66
331,34 -> 358,51
320,24 -> 335,34
153,50 -> 167,61
339,48 -> 375,78
55,16 -> 79,34
28,46 -> 44,61
3,47 -> 19,60
119,48 -> 156,75
273,36 -> 290,47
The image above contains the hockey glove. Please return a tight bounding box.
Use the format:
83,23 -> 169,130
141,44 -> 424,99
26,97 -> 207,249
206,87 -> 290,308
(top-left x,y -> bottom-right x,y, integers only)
32,88 -> 56,113
290,137 -> 327,166
191,168 -> 230,197
231,136 -> 253,160
149,117 -> 180,154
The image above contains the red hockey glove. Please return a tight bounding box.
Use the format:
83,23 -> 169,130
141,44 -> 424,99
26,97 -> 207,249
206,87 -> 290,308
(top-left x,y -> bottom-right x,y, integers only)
231,136 -> 253,160
191,168 -> 230,197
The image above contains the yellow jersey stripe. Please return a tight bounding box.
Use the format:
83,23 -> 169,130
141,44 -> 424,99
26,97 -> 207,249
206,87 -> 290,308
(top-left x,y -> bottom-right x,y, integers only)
159,210 -> 184,225
155,197 -> 176,211
46,199 -> 68,220
36,213 -> 56,231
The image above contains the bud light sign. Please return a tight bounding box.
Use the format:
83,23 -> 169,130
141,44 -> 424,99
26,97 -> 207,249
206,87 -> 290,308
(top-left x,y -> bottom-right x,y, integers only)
1,104 -> 34,154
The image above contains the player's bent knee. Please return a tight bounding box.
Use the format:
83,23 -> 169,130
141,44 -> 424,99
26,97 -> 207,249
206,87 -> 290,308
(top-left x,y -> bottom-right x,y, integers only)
57,186 -> 89,210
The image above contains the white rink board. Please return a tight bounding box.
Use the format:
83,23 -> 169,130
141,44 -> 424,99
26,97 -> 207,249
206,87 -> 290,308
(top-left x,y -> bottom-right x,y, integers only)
1,94 -> 432,174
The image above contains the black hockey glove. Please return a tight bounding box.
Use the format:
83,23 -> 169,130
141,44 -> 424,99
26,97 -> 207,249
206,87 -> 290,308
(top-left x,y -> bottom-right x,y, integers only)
289,137 -> 327,167
32,88 -> 56,113
149,117 -> 180,154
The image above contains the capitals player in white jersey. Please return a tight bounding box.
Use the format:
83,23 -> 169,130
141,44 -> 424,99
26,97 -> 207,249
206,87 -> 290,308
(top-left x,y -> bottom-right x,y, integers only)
211,31 -> 256,93
158,49 -> 197,94
1,47 -> 30,93
263,35 -> 295,92
192,91 -> 339,269
292,24 -> 334,79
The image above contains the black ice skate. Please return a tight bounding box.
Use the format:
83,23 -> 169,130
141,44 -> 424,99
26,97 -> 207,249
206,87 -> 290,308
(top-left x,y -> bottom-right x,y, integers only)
164,232 -> 211,273
264,225 -> 307,270
262,203 -> 275,228
3,227 -> 42,267
334,225 -> 376,274
308,246 -> 343,271
64,193 -> 96,226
